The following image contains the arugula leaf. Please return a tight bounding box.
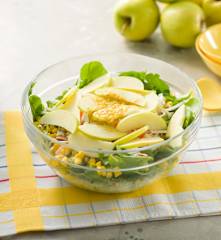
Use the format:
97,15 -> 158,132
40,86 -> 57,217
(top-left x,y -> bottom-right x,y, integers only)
108,153 -> 153,169
120,71 -> 170,96
144,73 -> 170,95
29,95 -> 45,121
28,82 -> 45,121
78,61 -> 107,88
119,71 -> 146,81
55,89 -> 69,100
28,82 -> 36,96
183,97 -> 200,128
46,100 -> 56,108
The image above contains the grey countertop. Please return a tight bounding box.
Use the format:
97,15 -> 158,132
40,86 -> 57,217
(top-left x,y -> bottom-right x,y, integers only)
1,0 -> 220,239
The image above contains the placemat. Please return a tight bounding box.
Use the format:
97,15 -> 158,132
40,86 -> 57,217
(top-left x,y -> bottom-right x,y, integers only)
1,111 -> 221,237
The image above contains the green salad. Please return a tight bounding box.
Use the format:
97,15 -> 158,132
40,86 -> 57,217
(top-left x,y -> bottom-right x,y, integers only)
28,60 -> 199,192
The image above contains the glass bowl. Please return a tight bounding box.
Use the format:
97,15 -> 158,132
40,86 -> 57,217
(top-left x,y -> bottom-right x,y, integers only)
21,53 -> 202,193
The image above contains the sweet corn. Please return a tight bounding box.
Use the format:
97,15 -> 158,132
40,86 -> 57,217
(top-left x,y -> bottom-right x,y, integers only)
74,151 -> 85,159
106,172 -> 113,178
114,168 -> 122,178
88,158 -> 96,167
49,133 -> 57,138
55,154 -> 64,161
96,161 -> 102,167
59,147 -> 71,156
74,157 -> 83,165
49,144 -> 60,154
97,166 -> 106,177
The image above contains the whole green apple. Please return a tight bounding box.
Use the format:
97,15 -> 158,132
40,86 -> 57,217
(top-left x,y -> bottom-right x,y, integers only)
114,0 -> 160,41
160,2 -> 205,48
202,0 -> 221,25
157,0 -> 202,5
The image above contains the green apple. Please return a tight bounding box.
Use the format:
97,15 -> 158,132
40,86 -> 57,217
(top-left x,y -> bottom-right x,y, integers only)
95,87 -> 146,106
111,76 -> 144,91
114,0 -> 160,41
160,2 -> 205,48
78,94 -> 97,113
79,123 -> 126,141
79,74 -> 111,93
40,110 -> 77,133
68,131 -> 114,156
145,91 -> 159,112
54,86 -> 77,109
157,0 -> 202,5
117,111 -> 167,132
202,0 -> 221,25
119,136 -> 164,149
114,125 -> 149,145
60,91 -> 81,122
167,104 -> 185,147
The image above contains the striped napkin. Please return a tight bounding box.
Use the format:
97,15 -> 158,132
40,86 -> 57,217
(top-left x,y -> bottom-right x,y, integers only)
1,111 -> 221,237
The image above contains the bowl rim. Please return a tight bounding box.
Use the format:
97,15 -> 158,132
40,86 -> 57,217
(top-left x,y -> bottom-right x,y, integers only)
21,52 -> 203,157
197,23 -> 221,63
196,37 -> 221,66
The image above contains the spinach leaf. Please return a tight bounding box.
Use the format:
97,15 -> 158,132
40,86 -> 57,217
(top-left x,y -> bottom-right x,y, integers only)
29,95 -> 45,121
46,100 -> 56,108
108,153 -> 153,169
46,88 -> 70,109
120,71 -> 170,96
119,71 -> 147,81
144,73 -> 170,95
28,82 -> 45,121
183,97 -> 200,128
78,61 -> 107,88
28,82 -> 36,96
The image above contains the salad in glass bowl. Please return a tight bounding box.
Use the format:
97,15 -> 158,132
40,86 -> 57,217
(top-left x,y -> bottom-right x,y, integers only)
22,53 -> 202,193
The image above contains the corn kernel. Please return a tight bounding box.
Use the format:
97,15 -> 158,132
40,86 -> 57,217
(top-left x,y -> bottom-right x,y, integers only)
106,172 -> 113,178
88,158 -> 96,167
96,161 -> 102,167
74,157 -> 82,165
50,144 -> 60,154
50,133 -> 57,138
97,166 -> 106,177
74,151 -> 85,159
55,154 -> 64,161
114,168 -> 122,178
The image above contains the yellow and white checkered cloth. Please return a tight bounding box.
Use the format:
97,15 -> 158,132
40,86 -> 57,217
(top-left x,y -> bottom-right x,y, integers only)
1,111 -> 221,237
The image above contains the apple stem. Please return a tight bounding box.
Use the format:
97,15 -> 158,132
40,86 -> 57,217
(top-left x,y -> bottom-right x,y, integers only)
120,17 -> 131,34
200,19 -> 206,32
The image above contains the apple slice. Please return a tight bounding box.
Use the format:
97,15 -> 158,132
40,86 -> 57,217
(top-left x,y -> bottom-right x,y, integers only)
79,123 -> 126,141
95,87 -> 146,107
114,125 -> 149,145
117,111 -> 167,132
167,104 -> 185,147
145,91 -> 159,112
59,91 -> 81,122
40,109 -> 77,133
55,86 -> 77,109
119,136 -> 164,149
68,131 -> 114,156
111,76 -> 144,91
79,74 -> 111,93
78,94 -> 98,112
